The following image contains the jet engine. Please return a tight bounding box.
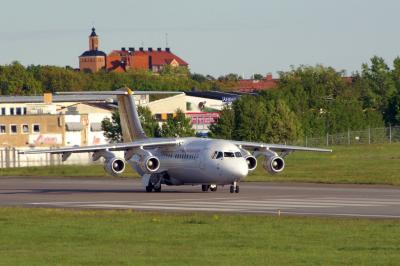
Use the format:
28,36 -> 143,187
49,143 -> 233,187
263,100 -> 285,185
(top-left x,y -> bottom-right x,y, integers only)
135,156 -> 160,173
104,157 -> 126,176
263,155 -> 285,174
244,155 -> 257,171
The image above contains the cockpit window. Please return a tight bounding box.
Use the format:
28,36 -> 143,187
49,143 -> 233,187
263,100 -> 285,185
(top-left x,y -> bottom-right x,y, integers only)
224,152 -> 235,158
216,152 -> 223,159
235,152 -> 242,157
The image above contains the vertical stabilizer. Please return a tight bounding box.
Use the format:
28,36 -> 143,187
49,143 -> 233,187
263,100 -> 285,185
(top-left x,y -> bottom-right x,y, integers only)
117,88 -> 147,141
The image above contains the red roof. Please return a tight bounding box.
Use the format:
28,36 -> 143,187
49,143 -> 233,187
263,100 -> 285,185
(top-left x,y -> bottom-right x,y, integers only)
133,50 -> 188,66
233,78 -> 278,92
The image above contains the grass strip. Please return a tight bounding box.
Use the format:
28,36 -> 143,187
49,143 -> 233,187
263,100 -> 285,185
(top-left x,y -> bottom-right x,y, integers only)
0,208 -> 399,265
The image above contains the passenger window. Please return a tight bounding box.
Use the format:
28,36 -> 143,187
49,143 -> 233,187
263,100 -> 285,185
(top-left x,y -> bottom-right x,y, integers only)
235,152 -> 242,157
224,152 -> 235,158
216,152 -> 223,159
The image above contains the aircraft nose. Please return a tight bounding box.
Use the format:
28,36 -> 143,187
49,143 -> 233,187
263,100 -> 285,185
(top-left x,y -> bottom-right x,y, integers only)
232,160 -> 248,180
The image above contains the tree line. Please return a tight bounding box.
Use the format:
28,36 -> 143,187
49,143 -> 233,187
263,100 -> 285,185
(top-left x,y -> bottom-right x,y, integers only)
210,56 -> 400,142
0,62 -> 237,95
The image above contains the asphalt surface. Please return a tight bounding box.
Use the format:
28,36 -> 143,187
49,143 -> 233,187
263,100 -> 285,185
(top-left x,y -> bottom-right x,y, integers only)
1,177 -> 400,218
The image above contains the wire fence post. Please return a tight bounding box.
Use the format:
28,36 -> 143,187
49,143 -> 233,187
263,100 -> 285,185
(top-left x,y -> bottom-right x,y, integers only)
347,129 -> 350,145
389,124 -> 392,144
368,127 -> 371,144
326,133 -> 329,146
305,136 -> 308,147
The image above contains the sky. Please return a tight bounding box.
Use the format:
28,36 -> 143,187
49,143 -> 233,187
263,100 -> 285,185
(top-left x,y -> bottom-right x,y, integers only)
1,0 -> 400,77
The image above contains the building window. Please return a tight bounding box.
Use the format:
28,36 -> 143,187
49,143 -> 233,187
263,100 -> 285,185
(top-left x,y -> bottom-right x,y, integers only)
22,124 -> 29,134
23,107 -> 27,115
154,114 -> 162,121
0,125 -> 6,134
10,124 -> 17,134
10,108 -> 15,115
33,124 -> 40,133
1,108 -> 5,115
16,107 -> 22,115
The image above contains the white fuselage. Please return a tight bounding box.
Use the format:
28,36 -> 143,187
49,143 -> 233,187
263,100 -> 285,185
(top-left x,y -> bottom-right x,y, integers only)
128,138 -> 249,186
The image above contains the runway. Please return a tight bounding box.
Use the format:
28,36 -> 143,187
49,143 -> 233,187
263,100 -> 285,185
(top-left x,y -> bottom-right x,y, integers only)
1,177 -> 400,218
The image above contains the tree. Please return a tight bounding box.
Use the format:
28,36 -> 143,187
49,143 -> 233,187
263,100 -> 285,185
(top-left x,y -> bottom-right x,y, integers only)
160,109 -> 195,137
208,105 -> 235,139
233,96 -> 268,141
210,95 -> 302,143
360,56 -> 396,112
253,73 -> 264,80
101,111 -> 122,143
101,106 -> 160,142
263,99 -> 303,143
386,93 -> 400,126
137,106 -> 160,137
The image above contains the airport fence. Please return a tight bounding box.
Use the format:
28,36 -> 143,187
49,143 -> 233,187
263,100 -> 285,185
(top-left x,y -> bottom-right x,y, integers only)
298,126 -> 400,147
0,148 -> 101,168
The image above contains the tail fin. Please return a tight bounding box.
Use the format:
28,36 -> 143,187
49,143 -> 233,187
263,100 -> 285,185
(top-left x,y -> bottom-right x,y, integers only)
117,88 -> 147,141
56,88 -> 181,142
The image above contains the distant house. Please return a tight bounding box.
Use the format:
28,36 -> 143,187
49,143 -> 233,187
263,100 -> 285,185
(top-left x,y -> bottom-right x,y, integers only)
233,74 -> 279,93
78,28 -> 188,73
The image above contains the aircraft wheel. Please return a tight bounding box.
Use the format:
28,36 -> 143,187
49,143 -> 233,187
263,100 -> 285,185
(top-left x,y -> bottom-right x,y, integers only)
146,186 -> 153,192
210,185 -> 217,192
154,186 -> 162,192
230,185 -> 234,193
201,185 -> 209,192
235,186 -> 240,193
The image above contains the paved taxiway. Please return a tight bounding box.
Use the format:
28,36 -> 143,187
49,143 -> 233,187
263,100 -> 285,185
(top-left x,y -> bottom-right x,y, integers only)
1,177 -> 400,218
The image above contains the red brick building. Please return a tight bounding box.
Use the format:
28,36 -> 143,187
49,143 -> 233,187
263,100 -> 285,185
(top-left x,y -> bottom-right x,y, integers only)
107,47 -> 189,73
79,28 -> 188,73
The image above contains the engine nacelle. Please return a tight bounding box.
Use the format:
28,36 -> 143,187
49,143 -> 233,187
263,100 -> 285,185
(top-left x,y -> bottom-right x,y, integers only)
138,156 -> 160,173
244,155 -> 257,171
263,156 -> 285,174
104,157 -> 126,176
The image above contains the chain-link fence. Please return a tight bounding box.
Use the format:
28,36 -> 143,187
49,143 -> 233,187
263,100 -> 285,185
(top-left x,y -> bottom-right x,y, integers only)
301,126 -> 400,147
0,148 -> 112,169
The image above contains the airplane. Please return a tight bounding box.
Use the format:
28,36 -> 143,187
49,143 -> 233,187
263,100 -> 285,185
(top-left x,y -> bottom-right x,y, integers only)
20,88 -> 332,193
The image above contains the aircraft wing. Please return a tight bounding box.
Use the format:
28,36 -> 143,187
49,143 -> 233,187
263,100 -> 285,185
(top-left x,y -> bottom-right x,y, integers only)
232,141 -> 332,153
19,138 -> 181,155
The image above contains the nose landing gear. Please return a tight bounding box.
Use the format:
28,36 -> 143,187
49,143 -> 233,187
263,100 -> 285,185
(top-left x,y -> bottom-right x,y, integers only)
230,181 -> 239,193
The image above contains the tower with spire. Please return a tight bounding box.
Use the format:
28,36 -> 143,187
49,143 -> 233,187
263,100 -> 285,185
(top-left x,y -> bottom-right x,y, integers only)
79,27 -> 106,73
89,27 -> 99,51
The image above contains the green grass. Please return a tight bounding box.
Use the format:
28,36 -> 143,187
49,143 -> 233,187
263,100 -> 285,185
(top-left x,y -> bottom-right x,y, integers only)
247,143 -> 400,185
0,208 -> 399,265
1,143 -> 400,185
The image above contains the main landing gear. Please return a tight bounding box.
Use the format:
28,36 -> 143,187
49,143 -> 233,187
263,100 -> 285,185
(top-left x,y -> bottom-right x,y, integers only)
146,183 -> 161,192
230,181 -> 239,193
201,184 -> 218,192
146,174 -> 162,192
